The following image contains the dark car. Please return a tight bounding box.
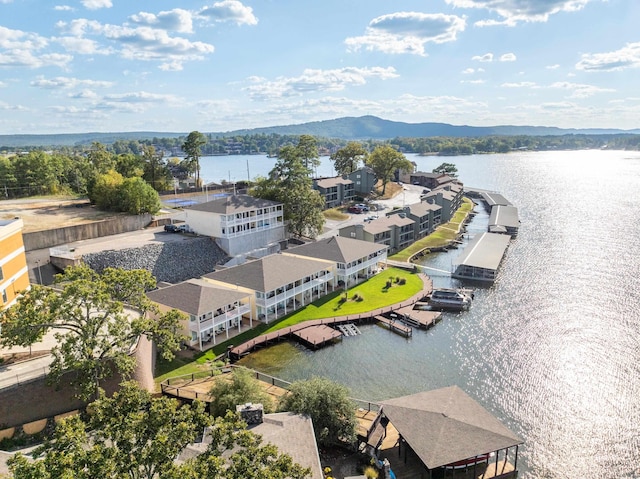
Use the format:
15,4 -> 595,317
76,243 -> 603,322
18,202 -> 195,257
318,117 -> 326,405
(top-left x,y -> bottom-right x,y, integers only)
348,206 -> 363,214
164,224 -> 179,233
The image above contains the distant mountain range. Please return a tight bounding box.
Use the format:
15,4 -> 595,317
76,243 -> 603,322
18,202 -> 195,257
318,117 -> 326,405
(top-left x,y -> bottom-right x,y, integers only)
2,115 -> 639,147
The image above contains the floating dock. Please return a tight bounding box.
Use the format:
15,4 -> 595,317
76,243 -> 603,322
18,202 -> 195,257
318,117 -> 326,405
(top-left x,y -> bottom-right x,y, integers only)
374,315 -> 412,337
337,323 -> 362,336
394,305 -> 442,329
292,325 -> 343,349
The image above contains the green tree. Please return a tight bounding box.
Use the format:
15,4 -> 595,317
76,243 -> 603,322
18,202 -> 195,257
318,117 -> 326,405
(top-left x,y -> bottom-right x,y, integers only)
432,162 -> 458,177
183,131 -> 207,188
365,145 -> 414,195
252,144 -> 325,239
0,265 -> 184,400
119,176 -> 161,214
330,141 -> 368,175
279,377 -> 357,447
8,382 -> 311,479
90,169 -> 124,210
209,368 -> 274,417
296,134 -> 320,175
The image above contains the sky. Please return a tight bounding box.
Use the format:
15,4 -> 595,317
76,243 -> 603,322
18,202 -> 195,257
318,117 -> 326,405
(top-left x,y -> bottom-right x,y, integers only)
1,0 -> 639,134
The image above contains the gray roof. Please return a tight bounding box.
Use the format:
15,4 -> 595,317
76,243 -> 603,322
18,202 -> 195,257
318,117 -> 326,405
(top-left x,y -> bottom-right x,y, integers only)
146,279 -> 250,316
187,194 -> 281,214
406,202 -> 440,218
364,215 -> 414,235
287,236 -> 387,264
481,192 -> 512,207
315,176 -> 353,189
380,386 -> 522,469
204,253 -> 333,292
177,413 -> 323,479
249,413 -> 323,479
489,205 -> 519,229
454,232 -> 510,270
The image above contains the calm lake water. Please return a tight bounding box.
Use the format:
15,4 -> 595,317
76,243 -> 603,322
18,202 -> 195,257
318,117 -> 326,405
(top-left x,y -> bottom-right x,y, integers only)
210,150 -> 640,478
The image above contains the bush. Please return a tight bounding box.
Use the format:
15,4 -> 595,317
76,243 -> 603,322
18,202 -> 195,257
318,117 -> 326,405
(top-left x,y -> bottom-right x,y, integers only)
363,465 -> 379,479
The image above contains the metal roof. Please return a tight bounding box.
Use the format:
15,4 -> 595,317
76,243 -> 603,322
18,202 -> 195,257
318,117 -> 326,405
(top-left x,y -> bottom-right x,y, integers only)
380,386 -> 522,470
454,232 -> 510,270
489,205 -> 520,229
481,192 -> 512,207
187,194 -> 282,214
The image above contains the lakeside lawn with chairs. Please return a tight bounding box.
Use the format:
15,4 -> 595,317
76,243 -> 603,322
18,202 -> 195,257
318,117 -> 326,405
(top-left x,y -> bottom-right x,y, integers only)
155,267 -> 423,385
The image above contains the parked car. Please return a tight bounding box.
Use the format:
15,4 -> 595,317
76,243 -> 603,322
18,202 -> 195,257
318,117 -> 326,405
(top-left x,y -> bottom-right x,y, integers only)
348,206 -> 363,214
164,224 -> 179,233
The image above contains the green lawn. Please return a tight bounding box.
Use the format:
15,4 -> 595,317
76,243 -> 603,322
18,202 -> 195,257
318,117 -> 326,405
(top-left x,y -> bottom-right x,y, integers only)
389,197 -> 474,262
153,267 -> 423,384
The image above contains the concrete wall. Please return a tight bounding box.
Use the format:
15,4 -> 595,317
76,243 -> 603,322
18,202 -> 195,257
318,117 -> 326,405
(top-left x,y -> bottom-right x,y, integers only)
23,214 -> 152,251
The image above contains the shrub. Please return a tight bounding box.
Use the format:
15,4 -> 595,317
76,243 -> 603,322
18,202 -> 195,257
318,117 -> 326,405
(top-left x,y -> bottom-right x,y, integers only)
363,465 -> 379,479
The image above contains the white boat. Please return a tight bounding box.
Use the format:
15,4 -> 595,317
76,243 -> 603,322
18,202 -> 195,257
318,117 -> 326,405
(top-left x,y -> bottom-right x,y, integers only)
428,288 -> 473,310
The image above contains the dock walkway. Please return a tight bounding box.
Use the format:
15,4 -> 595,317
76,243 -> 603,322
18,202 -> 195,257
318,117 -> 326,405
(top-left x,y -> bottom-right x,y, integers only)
228,274 -> 433,360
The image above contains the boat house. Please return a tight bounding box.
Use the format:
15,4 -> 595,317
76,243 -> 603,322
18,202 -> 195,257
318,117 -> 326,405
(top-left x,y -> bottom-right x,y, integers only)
452,232 -> 510,282
375,386 -> 523,478
488,205 -> 520,237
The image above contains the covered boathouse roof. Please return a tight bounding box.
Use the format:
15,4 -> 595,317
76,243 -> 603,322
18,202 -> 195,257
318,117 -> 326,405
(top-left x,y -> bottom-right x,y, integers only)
454,232 -> 510,271
489,205 -> 520,231
380,386 -> 523,470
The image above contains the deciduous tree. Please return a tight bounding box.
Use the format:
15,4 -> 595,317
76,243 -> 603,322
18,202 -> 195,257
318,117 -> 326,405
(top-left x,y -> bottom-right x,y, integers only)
209,368 -> 274,417
8,382 -> 311,479
432,162 -> 458,177
0,266 -> 184,400
365,145 -> 414,195
278,377 -> 357,447
330,141 -> 368,175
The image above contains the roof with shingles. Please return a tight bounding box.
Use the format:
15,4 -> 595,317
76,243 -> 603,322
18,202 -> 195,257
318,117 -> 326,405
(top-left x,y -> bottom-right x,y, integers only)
364,215 -> 414,235
187,194 -> 282,214
287,236 -> 387,264
406,202 -> 441,218
315,176 -> 353,189
380,386 -> 522,470
203,253 -> 333,292
146,279 -> 250,316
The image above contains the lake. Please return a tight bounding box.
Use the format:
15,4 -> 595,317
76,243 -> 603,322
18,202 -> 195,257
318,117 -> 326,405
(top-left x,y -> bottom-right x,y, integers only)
210,150 -> 640,479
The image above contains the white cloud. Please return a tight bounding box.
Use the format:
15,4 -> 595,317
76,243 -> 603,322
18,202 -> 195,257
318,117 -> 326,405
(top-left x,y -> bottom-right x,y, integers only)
500,52 -> 516,62
245,66 -> 399,100
546,64 -> 560,69
102,91 -> 181,104
345,12 -> 466,56
30,76 -> 113,89
502,81 -> 537,87
197,0 -> 258,26
462,68 -> 476,74
55,36 -> 112,54
549,81 -> 615,98
472,53 -> 493,62
460,79 -> 485,84
446,0 -> 593,25
56,19 -> 215,69
54,5 -> 74,11
0,101 -> 28,111
576,42 -> 640,71
69,89 -> 99,99
81,0 -> 112,10
129,9 -> 194,33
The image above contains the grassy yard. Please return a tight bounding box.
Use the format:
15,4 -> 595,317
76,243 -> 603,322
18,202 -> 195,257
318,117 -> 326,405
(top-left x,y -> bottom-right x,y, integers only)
389,197 -> 474,262
154,267 -> 423,385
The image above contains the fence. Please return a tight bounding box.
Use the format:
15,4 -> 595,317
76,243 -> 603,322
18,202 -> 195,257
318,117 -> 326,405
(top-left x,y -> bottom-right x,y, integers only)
0,365 -> 49,391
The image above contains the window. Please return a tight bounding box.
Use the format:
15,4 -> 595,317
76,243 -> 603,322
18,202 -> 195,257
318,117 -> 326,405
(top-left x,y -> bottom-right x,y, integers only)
0,266 -> 3,282
2,289 -> 7,303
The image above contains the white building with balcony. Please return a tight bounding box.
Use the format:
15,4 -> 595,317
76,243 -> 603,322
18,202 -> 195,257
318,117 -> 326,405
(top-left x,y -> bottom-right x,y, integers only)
147,279 -> 253,351
203,253 -> 335,324
287,236 -> 387,288
184,195 -> 286,256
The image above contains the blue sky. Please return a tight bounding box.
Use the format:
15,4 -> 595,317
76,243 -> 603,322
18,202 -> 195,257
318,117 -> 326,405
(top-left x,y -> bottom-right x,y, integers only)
1,0 -> 639,134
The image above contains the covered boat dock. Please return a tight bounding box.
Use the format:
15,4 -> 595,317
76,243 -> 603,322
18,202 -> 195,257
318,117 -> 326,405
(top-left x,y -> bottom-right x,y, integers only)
488,205 -> 520,237
374,386 -> 523,478
453,232 -> 510,283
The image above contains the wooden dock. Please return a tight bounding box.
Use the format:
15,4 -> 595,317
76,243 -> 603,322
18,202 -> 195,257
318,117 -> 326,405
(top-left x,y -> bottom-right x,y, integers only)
292,324 -> 342,348
374,315 -> 412,337
395,305 -> 442,329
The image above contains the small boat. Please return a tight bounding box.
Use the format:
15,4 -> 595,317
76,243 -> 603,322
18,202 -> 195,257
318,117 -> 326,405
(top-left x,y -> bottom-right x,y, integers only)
427,288 -> 473,311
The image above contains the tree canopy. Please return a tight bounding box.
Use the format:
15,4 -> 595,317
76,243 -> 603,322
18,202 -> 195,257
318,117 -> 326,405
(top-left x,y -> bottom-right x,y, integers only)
278,377 -> 357,447
183,131 -> 207,188
364,145 -> 414,194
432,162 -> 458,177
330,141 -> 369,175
252,138 -> 325,239
209,368 -> 275,417
8,382 -> 311,479
0,265 -> 185,400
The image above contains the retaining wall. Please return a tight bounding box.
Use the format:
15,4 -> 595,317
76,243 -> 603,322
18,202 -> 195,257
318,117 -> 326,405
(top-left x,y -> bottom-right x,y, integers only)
23,214 -> 152,251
